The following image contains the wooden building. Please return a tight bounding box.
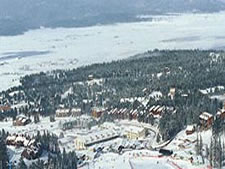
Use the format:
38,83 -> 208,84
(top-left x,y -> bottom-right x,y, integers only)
13,115 -> 31,126
217,109 -> 225,120
91,107 -> 105,118
108,108 -> 129,120
186,125 -> 195,135
199,112 -> 213,129
0,104 -> 11,112
148,105 -> 165,117
7,135 -> 42,160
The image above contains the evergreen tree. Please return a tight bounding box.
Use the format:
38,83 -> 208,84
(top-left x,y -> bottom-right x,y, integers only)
17,157 -> 27,169
195,133 -> 200,155
0,138 -> 8,169
34,114 -> 40,124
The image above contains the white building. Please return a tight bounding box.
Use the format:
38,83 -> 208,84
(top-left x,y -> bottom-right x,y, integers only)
56,108 -> 71,117
74,130 -> 120,150
124,126 -> 146,140
71,108 -> 82,117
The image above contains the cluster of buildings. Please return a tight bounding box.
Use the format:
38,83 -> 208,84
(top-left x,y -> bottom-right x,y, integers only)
6,135 -> 42,160
107,108 -> 130,119
56,108 -> 82,117
92,105 -> 166,121
13,115 -> 31,126
0,104 -> 11,113
60,115 -> 96,130
185,107 -> 225,135
216,108 -> 225,120
74,122 -> 147,150
199,108 -> 225,130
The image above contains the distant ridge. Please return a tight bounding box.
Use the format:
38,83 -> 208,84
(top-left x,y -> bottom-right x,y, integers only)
0,0 -> 225,36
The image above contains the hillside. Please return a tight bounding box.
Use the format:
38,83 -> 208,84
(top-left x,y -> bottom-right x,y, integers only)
1,49 -> 225,139
1,49 -> 225,168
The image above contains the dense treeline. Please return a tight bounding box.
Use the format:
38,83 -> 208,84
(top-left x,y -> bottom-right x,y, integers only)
0,130 -> 8,169
0,129 -> 77,169
17,149 -> 77,169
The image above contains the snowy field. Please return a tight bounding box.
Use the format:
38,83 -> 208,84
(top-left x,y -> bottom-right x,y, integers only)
1,12 -> 225,91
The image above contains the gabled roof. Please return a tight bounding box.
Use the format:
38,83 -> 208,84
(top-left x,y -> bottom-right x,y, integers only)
199,112 -> 213,121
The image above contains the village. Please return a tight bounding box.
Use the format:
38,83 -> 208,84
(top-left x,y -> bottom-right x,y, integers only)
1,95 -> 225,168
1,50 -> 225,168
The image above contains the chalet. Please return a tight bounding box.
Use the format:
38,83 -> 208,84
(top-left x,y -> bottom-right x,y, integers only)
186,125 -> 195,135
88,74 -> 94,81
15,135 -> 26,146
153,105 -> 161,113
91,107 -> 106,118
149,105 -> 165,117
125,126 -> 146,140
22,147 -> 42,160
108,108 -> 118,118
7,135 -> 29,147
129,109 -> 138,120
6,135 -> 17,145
116,109 -> 123,119
13,115 -> 31,126
0,104 -> 11,112
56,108 -> 71,117
120,108 -> 129,119
22,141 -> 42,160
6,135 -> 42,160
74,130 -> 120,150
216,109 -> 225,120
156,106 -> 165,115
199,112 -> 213,128
109,108 -> 129,120
149,105 -> 156,113
71,108 -> 82,117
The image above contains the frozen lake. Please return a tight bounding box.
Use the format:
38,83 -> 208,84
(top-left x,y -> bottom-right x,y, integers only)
1,12 -> 225,91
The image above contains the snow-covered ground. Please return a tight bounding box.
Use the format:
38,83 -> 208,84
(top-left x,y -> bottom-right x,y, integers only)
0,115 -> 217,169
84,128 -> 212,169
82,151 -> 175,169
1,12 -> 225,91
82,149 -> 209,169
